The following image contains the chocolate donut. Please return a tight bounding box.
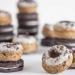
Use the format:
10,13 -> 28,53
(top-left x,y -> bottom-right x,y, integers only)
0,25 -> 14,42
41,38 -> 55,46
18,24 -> 38,29
18,28 -> 38,36
0,59 -> 24,73
17,13 -> 38,21
0,25 -> 13,32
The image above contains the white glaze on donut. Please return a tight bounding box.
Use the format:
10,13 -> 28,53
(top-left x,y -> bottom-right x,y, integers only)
0,42 -> 23,53
42,45 -> 72,65
54,21 -> 75,31
15,36 -> 37,44
18,0 -> 36,8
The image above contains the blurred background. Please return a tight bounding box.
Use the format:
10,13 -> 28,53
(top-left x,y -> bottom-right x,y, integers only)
0,0 -> 75,38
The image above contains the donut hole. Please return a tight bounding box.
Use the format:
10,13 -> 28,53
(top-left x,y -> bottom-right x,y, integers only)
49,50 -> 61,58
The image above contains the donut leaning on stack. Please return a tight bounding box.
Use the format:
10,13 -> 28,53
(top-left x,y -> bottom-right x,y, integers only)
13,35 -> 38,54
17,0 -> 38,36
41,24 -> 56,46
0,10 -> 14,42
42,45 -> 73,74
54,21 -> 75,69
0,42 -> 24,72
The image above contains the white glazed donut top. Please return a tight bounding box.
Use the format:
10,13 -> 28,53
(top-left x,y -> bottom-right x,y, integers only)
0,11 -> 11,18
0,42 -> 23,53
15,36 -> 37,44
42,45 -> 72,65
54,21 -> 75,31
44,24 -> 54,31
18,0 -> 36,7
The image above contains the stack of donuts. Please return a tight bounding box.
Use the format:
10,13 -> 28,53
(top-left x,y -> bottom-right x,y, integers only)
0,42 -> 24,72
42,20 -> 75,69
17,0 -> 38,36
0,11 -> 14,42
42,24 -> 55,46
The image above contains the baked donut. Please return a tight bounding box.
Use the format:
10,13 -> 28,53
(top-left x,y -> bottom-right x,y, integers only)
0,10 -> 11,25
0,42 -> 23,61
54,21 -> 75,39
13,36 -> 38,54
42,24 -> 55,38
42,45 -> 73,74
0,42 -> 24,72
17,0 -> 37,14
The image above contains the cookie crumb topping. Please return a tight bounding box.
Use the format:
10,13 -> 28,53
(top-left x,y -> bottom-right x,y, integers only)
42,45 -> 72,65
0,42 -> 23,52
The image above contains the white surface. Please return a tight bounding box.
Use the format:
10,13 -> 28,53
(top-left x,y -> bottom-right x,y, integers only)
0,54 -> 74,75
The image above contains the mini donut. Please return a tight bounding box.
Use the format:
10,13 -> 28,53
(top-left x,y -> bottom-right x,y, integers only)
0,42 -> 23,61
17,0 -> 37,13
54,21 -> 75,39
0,11 -> 11,25
41,38 -> 55,46
42,45 -> 73,74
0,59 -> 24,72
13,36 -> 38,54
42,24 -> 55,38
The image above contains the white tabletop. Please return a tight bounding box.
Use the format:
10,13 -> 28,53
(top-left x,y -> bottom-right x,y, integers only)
0,54 -> 75,75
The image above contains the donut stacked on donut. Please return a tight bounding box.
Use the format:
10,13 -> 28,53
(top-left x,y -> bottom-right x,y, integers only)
14,35 -> 38,54
54,21 -> 75,69
42,21 -> 75,69
0,42 -> 24,72
0,10 -> 14,42
42,45 -> 73,74
17,0 -> 38,36
41,24 -> 56,46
